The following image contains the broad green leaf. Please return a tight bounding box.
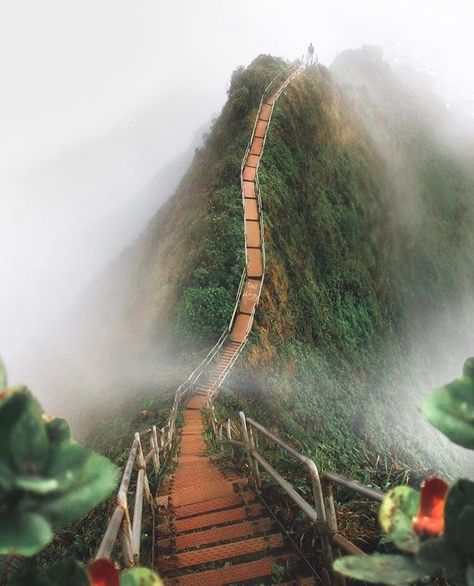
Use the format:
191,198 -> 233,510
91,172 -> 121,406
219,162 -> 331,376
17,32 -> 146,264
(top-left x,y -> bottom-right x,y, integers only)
46,557 -> 90,585
0,460 -> 15,490
467,565 -> 474,586
40,453 -> 118,526
7,567 -> 52,586
333,554 -> 428,584
458,505 -> 474,557
121,567 -> 165,586
46,417 -> 71,444
421,357 -> 474,449
0,511 -> 52,556
379,486 -> 420,553
15,475 -> 59,494
45,442 -> 92,491
416,537 -> 464,581
0,392 -> 30,463
9,558 -> 90,586
445,479 -> 474,547
10,397 -> 49,473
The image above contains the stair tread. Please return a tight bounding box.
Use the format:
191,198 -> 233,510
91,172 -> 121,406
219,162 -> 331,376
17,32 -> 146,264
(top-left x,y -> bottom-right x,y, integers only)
164,517 -> 275,550
160,532 -> 284,570
163,554 -> 296,586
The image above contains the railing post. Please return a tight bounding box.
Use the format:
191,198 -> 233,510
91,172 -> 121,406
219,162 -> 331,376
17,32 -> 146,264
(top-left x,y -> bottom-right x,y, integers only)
248,426 -> 261,489
152,425 -> 160,474
226,418 -> 234,458
322,477 -> 345,586
305,460 -> 333,567
238,411 -> 259,491
118,490 -> 134,567
136,433 -> 152,505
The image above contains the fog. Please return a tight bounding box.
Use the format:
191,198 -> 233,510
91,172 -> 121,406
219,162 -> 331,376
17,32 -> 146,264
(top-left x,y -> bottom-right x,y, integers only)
2,0 -> 474,397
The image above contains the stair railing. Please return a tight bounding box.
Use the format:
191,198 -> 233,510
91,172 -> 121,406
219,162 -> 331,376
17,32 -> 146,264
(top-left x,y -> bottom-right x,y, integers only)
210,410 -> 385,581
95,328 -> 229,565
95,60 -> 303,566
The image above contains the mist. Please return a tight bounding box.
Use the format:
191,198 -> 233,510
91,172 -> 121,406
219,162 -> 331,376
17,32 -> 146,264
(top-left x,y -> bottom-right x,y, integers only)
2,0 -> 474,429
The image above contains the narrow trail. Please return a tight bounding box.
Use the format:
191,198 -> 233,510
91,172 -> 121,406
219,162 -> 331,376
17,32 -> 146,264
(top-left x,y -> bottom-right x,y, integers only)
155,68 -> 315,585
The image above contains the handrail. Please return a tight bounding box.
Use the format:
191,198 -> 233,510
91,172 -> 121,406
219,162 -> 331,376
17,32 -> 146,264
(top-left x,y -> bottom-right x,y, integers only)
210,410 -> 386,577
230,59 -> 303,337
96,58 -> 303,567
96,323 -> 230,563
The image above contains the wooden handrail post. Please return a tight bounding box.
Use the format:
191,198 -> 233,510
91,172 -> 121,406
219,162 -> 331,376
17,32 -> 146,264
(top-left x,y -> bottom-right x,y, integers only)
119,490 -> 134,567
238,411 -> 257,489
152,425 -> 160,474
248,426 -> 261,490
322,477 -> 346,586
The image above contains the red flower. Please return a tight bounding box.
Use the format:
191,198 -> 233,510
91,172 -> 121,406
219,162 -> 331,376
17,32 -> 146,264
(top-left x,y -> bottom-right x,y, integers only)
88,558 -> 120,586
413,477 -> 449,536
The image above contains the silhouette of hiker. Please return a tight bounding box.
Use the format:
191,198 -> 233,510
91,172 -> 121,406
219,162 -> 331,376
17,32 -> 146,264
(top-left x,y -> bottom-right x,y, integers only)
307,43 -> 315,66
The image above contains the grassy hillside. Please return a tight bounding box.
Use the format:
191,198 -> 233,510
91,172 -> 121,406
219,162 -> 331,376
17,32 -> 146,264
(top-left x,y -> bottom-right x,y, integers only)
13,53 -> 474,576
55,50 -> 474,477
218,53 -> 474,484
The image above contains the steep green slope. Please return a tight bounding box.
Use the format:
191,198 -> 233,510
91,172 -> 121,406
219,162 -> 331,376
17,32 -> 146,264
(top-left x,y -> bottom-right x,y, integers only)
219,52 -> 474,481
42,51 -> 474,476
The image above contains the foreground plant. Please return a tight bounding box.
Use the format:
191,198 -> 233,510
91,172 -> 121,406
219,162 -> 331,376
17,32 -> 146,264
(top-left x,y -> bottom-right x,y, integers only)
9,557 -> 164,585
0,359 -> 119,556
334,357 -> 474,585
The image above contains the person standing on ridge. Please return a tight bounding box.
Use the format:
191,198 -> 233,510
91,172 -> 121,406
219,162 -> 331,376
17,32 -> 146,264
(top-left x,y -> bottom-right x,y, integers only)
307,42 -> 315,66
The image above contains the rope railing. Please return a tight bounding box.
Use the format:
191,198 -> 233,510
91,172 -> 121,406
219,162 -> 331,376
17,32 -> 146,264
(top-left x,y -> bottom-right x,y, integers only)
209,410 -> 385,582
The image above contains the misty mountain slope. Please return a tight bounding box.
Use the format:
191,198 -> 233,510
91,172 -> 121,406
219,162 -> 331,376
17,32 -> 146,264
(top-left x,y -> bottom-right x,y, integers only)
213,53 -> 474,477
41,52 -> 474,476
39,56 -> 291,430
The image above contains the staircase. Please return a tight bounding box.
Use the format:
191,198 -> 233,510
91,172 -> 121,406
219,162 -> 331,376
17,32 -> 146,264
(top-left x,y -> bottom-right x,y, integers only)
154,64 -> 314,584
156,392 -> 315,585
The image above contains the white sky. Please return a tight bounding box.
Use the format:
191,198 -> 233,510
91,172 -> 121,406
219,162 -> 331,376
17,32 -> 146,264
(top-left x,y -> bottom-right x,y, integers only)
1,0 -> 474,377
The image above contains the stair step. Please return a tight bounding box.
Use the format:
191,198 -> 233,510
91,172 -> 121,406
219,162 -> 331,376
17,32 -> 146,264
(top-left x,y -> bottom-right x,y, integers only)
170,492 -> 256,519
174,503 -> 263,532
163,554 -> 296,586
164,517 -> 275,550
279,579 -> 317,585
160,532 -> 284,570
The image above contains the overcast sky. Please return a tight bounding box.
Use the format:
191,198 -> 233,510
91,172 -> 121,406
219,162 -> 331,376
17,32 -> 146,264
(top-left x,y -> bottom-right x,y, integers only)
1,0 -> 474,379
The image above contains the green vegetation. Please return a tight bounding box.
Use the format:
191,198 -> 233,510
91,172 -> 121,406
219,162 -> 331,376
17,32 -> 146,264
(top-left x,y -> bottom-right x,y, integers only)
334,358 -> 474,585
11,51 -> 474,580
0,359 -> 165,585
212,52 -> 474,484
0,361 -> 118,559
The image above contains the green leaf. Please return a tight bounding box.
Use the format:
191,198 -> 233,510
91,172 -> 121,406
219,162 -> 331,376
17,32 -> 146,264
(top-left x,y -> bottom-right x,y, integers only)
379,486 -> 420,553
458,505 -> 474,557
445,479 -> 474,548
45,442 -> 92,491
333,554 -> 428,584
416,537 -> 464,581
0,511 -> 53,556
467,565 -> 474,586
121,568 -> 165,586
15,475 -> 59,494
46,558 -> 90,585
40,452 -> 118,526
46,417 -> 72,444
0,392 -> 30,463
8,558 -> 91,586
10,397 -> 49,473
421,358 -> 474,449
7,567 -> 52,586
